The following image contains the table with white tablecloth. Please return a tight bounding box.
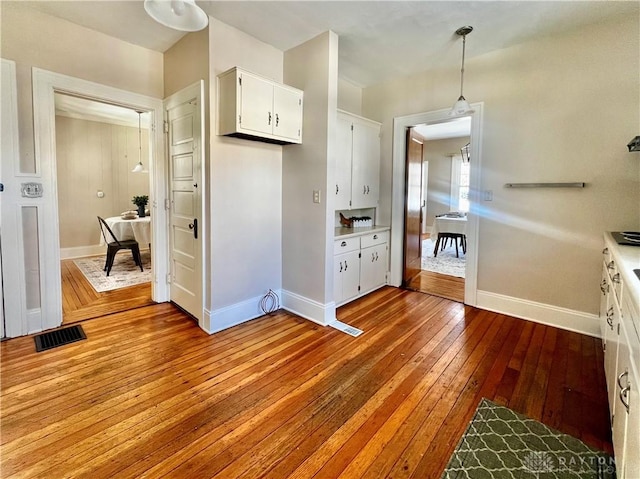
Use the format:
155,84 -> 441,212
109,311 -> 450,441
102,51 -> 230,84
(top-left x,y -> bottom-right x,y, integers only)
100,216 -> 151,247
430,216 -> 467,257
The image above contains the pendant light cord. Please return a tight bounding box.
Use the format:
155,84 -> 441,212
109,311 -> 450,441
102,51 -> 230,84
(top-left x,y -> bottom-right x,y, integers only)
460,34 -> 466,98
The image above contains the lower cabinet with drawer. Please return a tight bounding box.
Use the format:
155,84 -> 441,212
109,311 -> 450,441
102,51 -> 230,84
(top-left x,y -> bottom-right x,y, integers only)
334,230 -> 389,306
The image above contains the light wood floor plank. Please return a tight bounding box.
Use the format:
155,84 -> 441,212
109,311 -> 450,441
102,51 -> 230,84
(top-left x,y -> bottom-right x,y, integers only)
0,287 -> 612,478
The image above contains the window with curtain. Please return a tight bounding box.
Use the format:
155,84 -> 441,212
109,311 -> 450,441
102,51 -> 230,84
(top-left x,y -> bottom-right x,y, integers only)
450,155 -> 470,213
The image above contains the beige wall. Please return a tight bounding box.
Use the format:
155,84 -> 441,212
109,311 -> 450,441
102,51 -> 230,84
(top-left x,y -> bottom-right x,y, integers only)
338,78 -> 362,116
363,14 -> 640,315
208,17 -> 284,313
283,31 -> 339,307
56,116 -> 150,248
424,137 -> 470,226
0,2 -> 163,173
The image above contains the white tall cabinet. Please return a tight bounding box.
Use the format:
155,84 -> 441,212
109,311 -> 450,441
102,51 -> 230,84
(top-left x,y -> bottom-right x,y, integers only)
335,110 -> 381,210
599,234 -> 640,479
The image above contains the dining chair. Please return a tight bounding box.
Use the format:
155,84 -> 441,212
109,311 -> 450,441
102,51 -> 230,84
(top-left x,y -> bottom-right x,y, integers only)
97,216 -> 143,276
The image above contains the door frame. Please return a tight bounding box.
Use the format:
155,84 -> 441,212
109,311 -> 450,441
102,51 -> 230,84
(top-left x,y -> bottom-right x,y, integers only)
25,68 -> 168,335
390,103 -> 484,306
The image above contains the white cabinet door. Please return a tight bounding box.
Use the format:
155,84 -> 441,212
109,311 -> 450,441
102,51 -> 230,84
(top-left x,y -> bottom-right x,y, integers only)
613,318 -> 632,477
351,118 -> 380,209
600,263 -> 610,340
623,363 -> 639,479
605,298 -> 621,413
335,114 -> 353,210
360,243 -> 387,294
273,85 -> 302,142
239,72 -> 273,135
334,250 -> 360,304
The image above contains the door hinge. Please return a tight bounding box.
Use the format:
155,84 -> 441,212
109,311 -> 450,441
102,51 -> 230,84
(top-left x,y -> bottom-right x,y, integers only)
239,114 -> 242,124
359,252 -> 361,258
164,198 -> 171,210
351,124 -> 354,131
358,285 -> 361,292
299,99 -> 302,106
163,120 -> 169,134
166,273 -> 172,284
239,77 -> 242,86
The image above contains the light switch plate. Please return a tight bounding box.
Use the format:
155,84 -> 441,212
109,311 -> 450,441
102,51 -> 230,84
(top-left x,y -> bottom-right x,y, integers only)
483,190 -> 493,201
313,189 -> 321,204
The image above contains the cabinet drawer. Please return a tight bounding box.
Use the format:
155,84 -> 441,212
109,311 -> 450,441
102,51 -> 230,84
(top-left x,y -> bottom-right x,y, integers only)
361,231 -> 388,248
334,237 -> 360,254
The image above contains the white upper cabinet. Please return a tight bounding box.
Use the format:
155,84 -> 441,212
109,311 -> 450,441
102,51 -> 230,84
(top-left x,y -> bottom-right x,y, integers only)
335,110 -> 381,210
218,67 -> 303,145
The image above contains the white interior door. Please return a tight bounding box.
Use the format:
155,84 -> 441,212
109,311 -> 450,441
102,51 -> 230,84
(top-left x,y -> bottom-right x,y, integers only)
165,82 -> 204,322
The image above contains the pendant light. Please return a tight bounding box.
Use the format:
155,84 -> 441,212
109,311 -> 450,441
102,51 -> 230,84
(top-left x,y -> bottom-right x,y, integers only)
131,111 -> 145,173
450,26 -> 475,117
144,0 -> 208,32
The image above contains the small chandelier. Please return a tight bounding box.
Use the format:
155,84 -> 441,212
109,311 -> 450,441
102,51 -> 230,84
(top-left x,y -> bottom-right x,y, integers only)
131,111 -> 145,173
450,26 -> 475,117
144,0 -> 208,32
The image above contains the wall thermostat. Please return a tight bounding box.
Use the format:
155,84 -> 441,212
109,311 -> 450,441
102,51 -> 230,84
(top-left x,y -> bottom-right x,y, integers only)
21,182 -> 43,198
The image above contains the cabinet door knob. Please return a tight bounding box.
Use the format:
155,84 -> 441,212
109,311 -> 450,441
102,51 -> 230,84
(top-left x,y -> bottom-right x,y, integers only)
612,273 -> 621,284
607,260 -> 615,270
336,184 -> 339,194
268,112 -> 272,125
275,113 -> 279,127
344,260 -> 348,271
339,261 -> 343,272
619,385 -> 630,413
363,185 -> 367,195
375,252 -> 379,261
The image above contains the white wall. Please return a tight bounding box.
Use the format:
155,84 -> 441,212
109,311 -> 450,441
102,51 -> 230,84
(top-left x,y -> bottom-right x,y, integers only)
282,31 -> 339,324
208,18 -> 284,326
338,78 -> 362,116
363,14 -> 640,316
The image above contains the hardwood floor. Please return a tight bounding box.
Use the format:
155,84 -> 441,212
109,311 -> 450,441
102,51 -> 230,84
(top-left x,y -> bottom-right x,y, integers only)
1,287 -> 612,478
407,270 -> 464,302
61,257 -> 153,324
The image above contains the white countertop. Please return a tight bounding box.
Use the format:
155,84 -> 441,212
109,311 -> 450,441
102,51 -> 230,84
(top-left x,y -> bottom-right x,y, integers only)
335,225 -> 390,239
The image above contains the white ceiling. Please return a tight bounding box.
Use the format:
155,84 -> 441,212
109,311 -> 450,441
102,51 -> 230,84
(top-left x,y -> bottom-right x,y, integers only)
21,1 -> 637,87
55,94 -> 151,128
414,116 -> 471,141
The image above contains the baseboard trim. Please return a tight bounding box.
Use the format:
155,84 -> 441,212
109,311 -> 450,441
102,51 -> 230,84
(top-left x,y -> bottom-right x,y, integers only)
476,290 -> 600,338
205,290 -> 283,335
60,245 -> 104,259
281,289 -> 336,326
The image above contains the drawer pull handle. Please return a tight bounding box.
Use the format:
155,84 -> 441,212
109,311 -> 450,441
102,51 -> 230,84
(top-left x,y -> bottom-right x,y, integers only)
336,184 -> 339,194
617,370 -> 629,389
619,385 -> 630,413
371,253 -> 375,262
373,234 -> 378,240
612,273 -> 621,284
375,252 -> 379,261
607,260 -> 615,270
341,241 -> 347,247
600,280 -> 609,294
602,247 -> 609,254
607,316 -> 613,329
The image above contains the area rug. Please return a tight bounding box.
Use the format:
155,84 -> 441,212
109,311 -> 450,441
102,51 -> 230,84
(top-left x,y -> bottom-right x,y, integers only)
441,398 -> 615,479
73,251 -> 152,293
422,238 -> 466,278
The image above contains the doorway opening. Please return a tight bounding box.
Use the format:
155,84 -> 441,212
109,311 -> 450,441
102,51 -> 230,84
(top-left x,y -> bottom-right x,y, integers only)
54,93 -> 155,324
402,116 -> 472,303
390,103 -> 483,306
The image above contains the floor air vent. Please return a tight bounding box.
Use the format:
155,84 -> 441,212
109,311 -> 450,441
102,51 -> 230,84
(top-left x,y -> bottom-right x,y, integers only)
34,325 -> 87,352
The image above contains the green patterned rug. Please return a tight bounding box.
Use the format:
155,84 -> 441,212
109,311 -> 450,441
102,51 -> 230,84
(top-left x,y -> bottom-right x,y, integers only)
441,398 -> 616,479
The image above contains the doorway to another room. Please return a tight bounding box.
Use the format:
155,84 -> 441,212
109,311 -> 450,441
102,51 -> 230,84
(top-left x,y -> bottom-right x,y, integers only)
403,117 -> 471,303
55,94 -> 154,324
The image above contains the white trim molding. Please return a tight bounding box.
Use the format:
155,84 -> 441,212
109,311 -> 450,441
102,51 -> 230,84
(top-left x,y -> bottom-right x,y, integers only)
281,290 -> 336,327
476,290 -> 601,338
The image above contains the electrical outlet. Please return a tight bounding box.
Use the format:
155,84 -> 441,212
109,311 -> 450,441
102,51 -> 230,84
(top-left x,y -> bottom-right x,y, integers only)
313,189 -> 321,204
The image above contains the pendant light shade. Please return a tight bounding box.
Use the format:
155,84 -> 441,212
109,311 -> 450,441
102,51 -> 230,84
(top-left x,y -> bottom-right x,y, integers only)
450,26 -> 475,117
144,0 -> 208,32
132,111 -> 145,173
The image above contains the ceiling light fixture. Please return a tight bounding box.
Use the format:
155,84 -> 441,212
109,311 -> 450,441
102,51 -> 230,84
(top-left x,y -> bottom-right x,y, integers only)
144,0 -> 208,32
450,26 -> 475,117
131,111 -> 145,173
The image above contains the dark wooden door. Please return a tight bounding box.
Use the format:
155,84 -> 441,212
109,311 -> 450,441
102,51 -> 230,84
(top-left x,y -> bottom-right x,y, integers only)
403,128 -> 424,286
